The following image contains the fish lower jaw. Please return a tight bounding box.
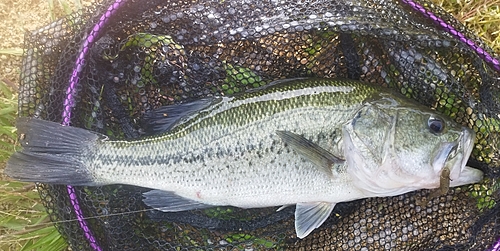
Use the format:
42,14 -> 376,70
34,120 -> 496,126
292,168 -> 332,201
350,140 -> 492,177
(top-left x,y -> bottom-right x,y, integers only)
449,166 -> 484,187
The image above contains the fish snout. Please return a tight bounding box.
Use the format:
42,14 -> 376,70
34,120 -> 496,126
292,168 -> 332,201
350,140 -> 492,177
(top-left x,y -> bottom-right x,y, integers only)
448,127 -> 483,187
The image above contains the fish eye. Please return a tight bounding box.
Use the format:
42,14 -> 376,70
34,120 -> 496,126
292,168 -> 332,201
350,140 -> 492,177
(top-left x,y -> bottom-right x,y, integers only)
428,116 -> 445,135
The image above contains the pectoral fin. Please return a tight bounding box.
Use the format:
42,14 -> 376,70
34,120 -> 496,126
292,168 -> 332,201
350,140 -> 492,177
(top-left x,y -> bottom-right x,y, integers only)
277,131 -> 343,178
143,190 -> 214,212
295,202 -> 336,239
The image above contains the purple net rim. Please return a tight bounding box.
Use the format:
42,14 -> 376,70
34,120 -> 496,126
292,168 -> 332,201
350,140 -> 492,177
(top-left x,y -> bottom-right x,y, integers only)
494,239 -> 500,251
62,1 -> 127,251
401,0 -> 500,72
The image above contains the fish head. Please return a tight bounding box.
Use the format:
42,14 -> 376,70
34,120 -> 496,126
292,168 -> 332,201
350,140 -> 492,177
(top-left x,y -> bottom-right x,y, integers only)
342,95 -> 483,197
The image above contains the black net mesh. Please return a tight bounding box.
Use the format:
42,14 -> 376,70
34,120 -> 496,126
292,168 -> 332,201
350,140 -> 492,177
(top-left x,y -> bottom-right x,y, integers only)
17,0 -> 500,250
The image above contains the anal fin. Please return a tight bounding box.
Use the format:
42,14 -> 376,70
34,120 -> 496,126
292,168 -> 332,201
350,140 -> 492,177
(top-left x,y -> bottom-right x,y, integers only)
295,202 -> 336,239
143,190 -> 214,212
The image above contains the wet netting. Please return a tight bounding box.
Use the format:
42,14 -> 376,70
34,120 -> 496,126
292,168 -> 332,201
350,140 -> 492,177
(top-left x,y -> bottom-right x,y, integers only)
16,0 -> 500,250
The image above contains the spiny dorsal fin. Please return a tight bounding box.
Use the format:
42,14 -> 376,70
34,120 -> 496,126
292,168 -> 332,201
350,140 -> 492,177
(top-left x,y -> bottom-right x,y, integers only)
142,98 -> 217,135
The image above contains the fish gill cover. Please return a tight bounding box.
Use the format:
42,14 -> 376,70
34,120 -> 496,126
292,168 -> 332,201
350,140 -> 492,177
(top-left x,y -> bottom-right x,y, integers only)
16,0 -> 500,250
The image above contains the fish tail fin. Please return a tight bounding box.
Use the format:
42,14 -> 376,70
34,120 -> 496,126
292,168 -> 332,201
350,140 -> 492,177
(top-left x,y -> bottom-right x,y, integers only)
5,117 -> 103,186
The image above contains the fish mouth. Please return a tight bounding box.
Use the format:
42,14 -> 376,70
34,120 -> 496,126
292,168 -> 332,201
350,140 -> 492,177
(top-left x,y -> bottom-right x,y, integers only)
433,127 -> 483,187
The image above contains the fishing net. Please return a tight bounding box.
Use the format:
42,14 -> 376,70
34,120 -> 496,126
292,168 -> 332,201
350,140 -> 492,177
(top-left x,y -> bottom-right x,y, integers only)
16,0 -> 500,250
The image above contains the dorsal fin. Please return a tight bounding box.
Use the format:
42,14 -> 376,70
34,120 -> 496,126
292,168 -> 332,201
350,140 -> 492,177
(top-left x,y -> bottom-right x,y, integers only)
142,98 -> 217,135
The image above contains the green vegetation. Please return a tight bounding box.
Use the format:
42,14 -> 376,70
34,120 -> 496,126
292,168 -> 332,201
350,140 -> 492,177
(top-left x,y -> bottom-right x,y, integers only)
47,0 -> 83,21
0,181 -> 68,251
0,2 -> 82,250
433,0 -> 500,52
224,233 -> 278,249
470,179 -> 499,211
0,49 -> 23,57
470,179 -> 498,211
0,80 -> 17,162
222,62 -> 266,94
0,78 -> 68,250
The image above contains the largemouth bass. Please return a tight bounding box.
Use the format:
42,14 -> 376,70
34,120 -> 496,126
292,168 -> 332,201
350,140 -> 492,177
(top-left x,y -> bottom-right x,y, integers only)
5,78 -> 483,239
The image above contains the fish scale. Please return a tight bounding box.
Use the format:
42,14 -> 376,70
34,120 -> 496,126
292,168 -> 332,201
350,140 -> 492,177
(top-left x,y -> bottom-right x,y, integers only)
94,105 -> 360,203
5,78 -> 483,239
92,78 -> 368,185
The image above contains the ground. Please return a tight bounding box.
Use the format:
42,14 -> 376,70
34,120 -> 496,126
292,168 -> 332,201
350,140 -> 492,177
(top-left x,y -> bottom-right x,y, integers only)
0,0 -> 96,180
0,0 -> 93,87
